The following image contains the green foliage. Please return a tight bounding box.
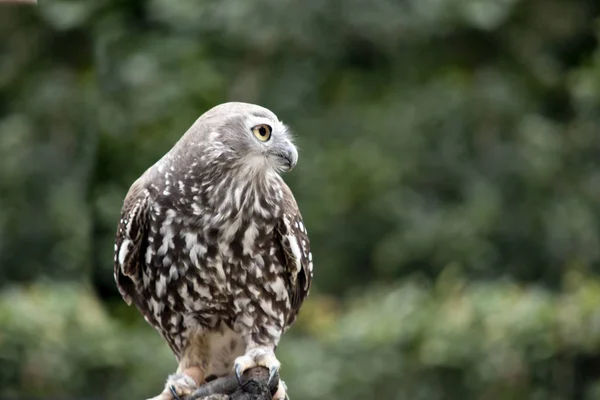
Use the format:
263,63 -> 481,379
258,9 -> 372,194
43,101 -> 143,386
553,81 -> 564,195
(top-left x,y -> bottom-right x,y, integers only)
2,0 -> 600,398
283,271 -> 600,400
0,282 -> 173,399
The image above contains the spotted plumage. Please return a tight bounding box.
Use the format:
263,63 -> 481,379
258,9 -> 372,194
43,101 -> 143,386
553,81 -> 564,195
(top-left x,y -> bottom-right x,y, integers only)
113,102 -> 312,400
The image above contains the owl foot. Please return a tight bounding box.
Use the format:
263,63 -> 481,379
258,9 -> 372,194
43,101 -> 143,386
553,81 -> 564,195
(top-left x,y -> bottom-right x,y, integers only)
147,373 -> 198,400
274,379 -> 288,400
234,347 -> 280,386
234,347 -> 286,399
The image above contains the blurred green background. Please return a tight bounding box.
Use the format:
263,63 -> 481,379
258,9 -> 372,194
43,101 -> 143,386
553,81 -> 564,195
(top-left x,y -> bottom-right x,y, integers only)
2,0 -> 600,399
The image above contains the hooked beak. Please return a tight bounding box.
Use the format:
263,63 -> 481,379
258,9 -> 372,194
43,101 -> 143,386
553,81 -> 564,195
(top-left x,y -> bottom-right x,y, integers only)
278,144 -> 298,172
267,139 -> 298,172
279,148 -> 297,171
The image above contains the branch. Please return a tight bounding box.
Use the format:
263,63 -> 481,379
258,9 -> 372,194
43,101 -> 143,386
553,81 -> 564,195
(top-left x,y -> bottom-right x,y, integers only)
186,367 -> 279,400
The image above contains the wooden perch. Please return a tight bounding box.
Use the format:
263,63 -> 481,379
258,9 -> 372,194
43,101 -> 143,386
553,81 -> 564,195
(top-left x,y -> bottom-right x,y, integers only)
186,367 -> 279,400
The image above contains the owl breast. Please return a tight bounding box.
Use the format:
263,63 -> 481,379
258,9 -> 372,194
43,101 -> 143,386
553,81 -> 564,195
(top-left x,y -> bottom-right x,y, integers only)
138,201 -> 291,357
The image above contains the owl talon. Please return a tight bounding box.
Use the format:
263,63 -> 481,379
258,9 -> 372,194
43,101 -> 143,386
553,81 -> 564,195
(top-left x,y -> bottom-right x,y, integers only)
235,364 -> 244,387
233,347 -> 281,395
268,365 -> 278,385
169,385 -> 182,400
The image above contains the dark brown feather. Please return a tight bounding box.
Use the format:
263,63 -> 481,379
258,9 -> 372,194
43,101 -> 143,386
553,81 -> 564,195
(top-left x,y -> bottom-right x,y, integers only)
114,177 -> 150,305
278,186 -> 313,326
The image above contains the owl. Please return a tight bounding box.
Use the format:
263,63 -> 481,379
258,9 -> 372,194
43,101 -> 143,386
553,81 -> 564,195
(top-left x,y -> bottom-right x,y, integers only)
114,103 -> 313,399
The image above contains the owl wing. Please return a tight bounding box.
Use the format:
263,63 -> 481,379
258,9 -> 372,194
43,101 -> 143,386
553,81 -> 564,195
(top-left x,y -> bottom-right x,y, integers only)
113,178 -> 150,305
277,185 -> 313,327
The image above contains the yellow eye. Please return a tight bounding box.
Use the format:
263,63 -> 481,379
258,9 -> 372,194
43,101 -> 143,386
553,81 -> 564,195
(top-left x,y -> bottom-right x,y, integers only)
252,124 -> 272,142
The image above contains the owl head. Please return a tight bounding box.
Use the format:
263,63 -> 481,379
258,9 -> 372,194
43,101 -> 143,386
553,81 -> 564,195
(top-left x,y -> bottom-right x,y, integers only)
182,102 -> 298,174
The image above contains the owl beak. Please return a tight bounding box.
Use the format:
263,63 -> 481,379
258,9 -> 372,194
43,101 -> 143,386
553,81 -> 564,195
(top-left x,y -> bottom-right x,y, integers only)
279,147 -> 298,171
269,140 -> 298,172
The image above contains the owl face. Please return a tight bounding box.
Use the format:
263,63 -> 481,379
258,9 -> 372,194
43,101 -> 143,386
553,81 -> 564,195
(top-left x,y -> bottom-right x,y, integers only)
203,103 -> 298,174
241,112 -> 298,173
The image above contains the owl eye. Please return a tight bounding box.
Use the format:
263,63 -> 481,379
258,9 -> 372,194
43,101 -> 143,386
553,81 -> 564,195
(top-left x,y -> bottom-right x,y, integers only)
252,124 -> 272,142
